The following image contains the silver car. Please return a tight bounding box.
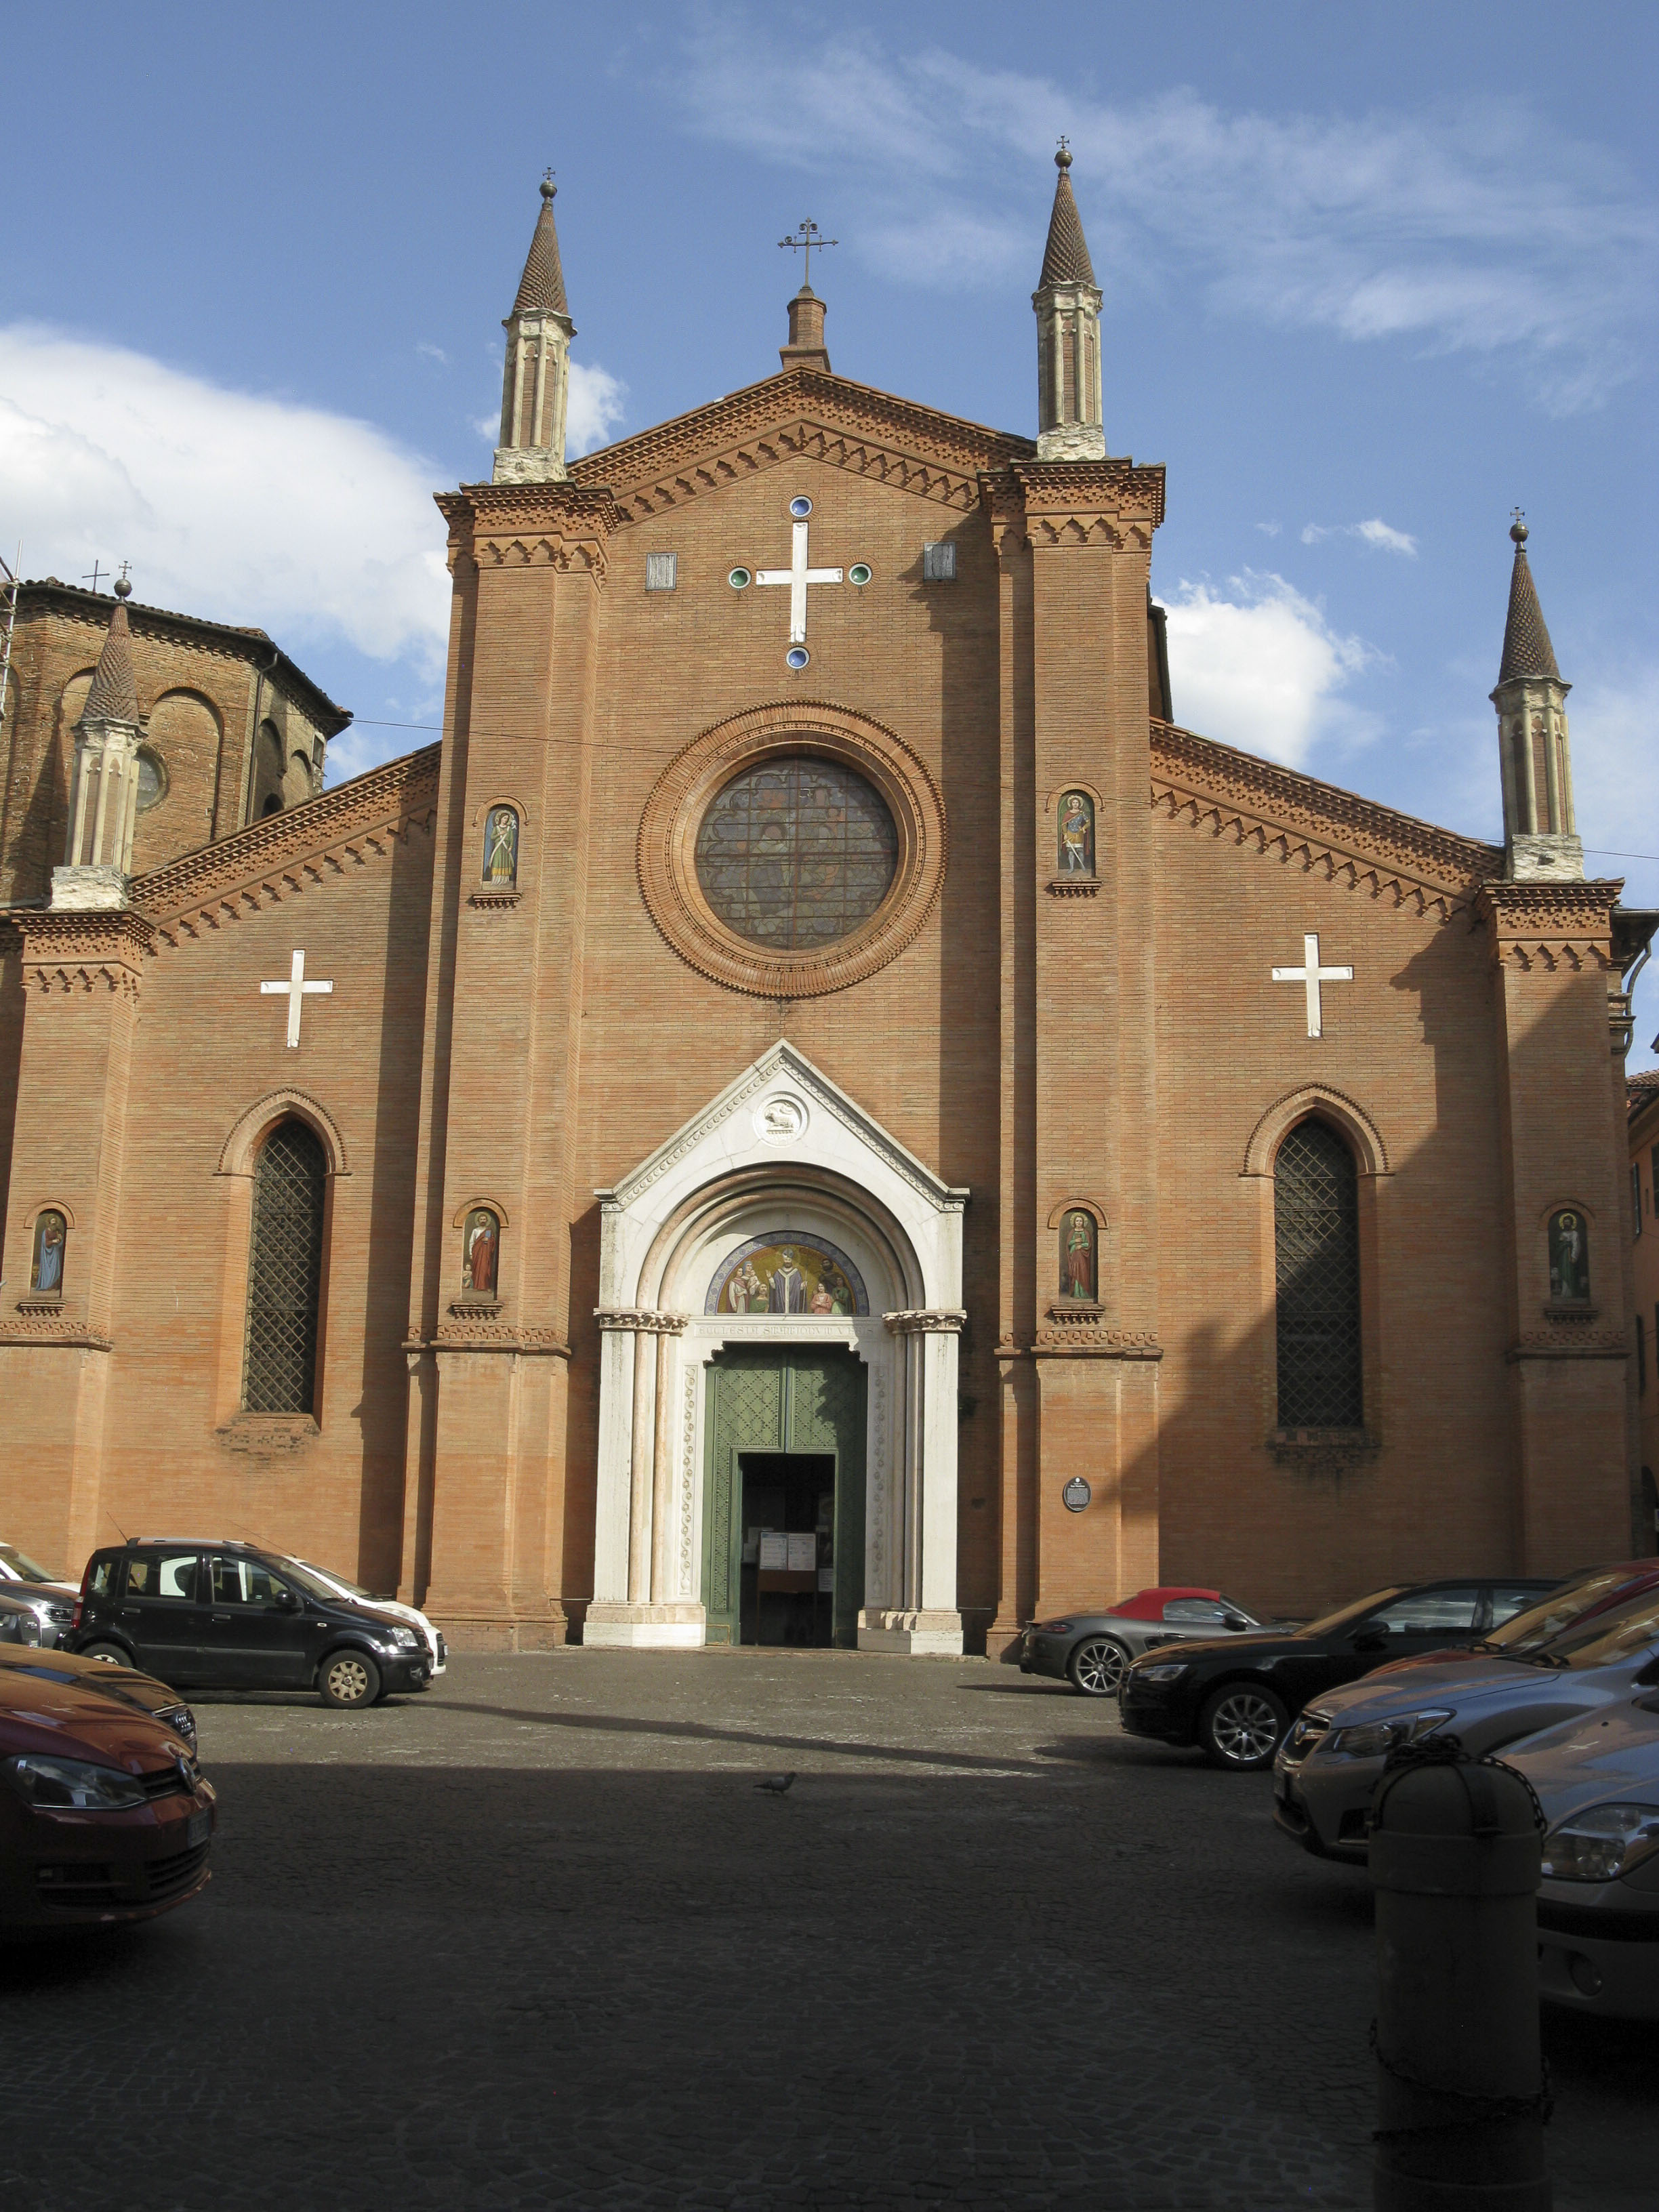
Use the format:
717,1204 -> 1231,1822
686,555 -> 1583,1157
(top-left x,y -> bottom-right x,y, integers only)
1503,1693 -> 1659,2018
1274,1586 -> 1659,1860
0,1582 -> 76,1649
1020,1586 -> 1269,1697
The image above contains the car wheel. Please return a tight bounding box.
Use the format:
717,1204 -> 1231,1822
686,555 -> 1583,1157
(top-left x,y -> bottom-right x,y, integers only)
319,1650 -> 382,1710
1067,1637 -> 1130,1697
79,1641 -> 133,1667
1198,1683 -> 1288,1770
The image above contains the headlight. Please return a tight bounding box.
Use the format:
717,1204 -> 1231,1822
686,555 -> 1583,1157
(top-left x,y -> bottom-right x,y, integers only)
3,1753 -> 147,1809
1032,1620 -> 1073,1635
1541,1802 -> 1659,1883
1328,1709 -> 1453,1759
1136,1662 -> 1189,1683
44,1604 -> 75,1625
384,1626 -> 419,1648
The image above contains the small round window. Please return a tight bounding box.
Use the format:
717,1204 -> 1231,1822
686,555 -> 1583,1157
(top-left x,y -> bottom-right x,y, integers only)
135,747 -> 167,812
694,757 -> 899,949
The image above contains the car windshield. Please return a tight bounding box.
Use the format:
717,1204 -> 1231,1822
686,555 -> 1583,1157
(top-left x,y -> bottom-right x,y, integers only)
272,1559 -> 355,1604
286,1557 -> 371,1601
1293,1588 -> 1410,1639
1486,1568 -> 1647,1652
1540,1591 -> 1659,1671
0,1544 -> 58,1584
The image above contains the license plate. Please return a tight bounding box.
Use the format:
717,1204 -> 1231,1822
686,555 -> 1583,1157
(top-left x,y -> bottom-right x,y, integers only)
186,1809 -> 211,1847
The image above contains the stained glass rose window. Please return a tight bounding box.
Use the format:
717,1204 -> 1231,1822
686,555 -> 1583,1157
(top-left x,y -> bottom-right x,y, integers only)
694,758 -> 899,949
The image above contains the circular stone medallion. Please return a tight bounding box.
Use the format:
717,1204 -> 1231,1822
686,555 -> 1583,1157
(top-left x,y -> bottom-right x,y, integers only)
754,1094 -> 808,1143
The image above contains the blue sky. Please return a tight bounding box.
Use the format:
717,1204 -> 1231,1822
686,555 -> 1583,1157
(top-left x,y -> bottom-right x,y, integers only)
5,3 -> 1657,1047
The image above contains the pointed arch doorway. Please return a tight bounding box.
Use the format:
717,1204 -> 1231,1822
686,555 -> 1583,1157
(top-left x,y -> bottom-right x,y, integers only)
702,1344 -> 867,1647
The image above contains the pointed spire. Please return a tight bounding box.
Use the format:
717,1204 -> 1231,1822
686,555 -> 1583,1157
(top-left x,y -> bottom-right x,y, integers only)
1498,517 -> 1561,684
493,172 -> 577,485
81,575 -> 138,722
512,172 -> 569,317
1490,516 -> 1580,882
1038,142 -> 1096,287
1032,142 -> 1106,462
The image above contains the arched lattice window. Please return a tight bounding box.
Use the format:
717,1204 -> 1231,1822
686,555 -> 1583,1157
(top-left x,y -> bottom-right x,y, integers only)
1274,1118 -> 1362,1428
243,1119 -> 327,1414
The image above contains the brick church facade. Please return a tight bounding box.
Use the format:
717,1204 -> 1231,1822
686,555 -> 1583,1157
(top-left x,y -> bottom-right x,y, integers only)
2,157 -> 1652,1651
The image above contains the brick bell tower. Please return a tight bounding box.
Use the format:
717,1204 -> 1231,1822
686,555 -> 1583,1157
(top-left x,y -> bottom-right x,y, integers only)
1478,520 -> 1648,1568
989,147 -> 1167,1645
406,173 -> 613,1645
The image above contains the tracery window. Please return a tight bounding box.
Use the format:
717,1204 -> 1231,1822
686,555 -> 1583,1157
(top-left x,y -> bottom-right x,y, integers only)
694,757 -> 898,949
1273,1118 -> 1362,1429
243,1118 -> 327,1414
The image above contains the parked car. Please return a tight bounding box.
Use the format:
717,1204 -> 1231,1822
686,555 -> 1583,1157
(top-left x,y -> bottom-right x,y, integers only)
1273,1584 -> 1659,1859
0,1585 -> 77,1649
0,1646 -> 214,1933
282,1558 -> 445,1676
0,1643 -> 198,1753
0,1542 -> 79,1602
1502,1693 -> 1659,2018
1360,1559 -> 1659,1683
1021,1587 -> 1269,1697
70,1540 -> 433,1709
1118,1577 -> 1561,1770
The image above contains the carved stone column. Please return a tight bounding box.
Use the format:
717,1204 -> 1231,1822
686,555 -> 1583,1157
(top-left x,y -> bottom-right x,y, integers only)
857,1309 -> 967,1656
586,1309 -> 701,1648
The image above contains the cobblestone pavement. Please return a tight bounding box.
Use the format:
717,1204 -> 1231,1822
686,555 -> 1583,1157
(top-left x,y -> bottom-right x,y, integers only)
1,1651 -> 1653,2211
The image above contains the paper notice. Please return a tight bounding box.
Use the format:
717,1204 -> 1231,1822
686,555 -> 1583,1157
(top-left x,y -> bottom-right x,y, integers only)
758,1532 -> 789,1570
787,1533 -> 817,1572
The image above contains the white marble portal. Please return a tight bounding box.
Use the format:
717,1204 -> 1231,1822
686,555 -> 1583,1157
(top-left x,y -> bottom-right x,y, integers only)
583,1042 -> 968,1655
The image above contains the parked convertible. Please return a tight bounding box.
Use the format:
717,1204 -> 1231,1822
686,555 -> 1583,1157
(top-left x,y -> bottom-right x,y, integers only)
1021,1588 -> 1268,1697
1273,1584 -> 1659,1858
0,1646 -> 213,1933
1118,1577 -> 1560,1769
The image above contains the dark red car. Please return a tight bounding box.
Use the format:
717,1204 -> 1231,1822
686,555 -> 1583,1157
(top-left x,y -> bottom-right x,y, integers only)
1364,1560 -> 1659,1681
0,1646 -> 215,1933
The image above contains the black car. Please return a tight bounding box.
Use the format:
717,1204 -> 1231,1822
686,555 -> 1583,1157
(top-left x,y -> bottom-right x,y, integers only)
1117,1577 -> 1561,1770
70,1540 -> 432,1709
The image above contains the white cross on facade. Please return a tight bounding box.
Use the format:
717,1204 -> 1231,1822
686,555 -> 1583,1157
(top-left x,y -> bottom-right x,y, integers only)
1271,933 -> 1353,1039
757,514 -> 842,644
260,949 -> 334,1048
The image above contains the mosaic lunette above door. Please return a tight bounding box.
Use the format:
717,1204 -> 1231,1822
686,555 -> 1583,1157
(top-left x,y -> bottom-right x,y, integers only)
707,1233 -> 869,1317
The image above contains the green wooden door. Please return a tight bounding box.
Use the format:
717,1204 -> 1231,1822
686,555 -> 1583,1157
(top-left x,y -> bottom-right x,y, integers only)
701,1347 -> 867,1647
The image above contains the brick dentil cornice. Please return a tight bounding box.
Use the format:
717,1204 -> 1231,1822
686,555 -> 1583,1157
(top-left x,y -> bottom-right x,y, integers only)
1151,720 -> 1500,922
565,368 -> 1034,523
1475,879 -> 1623,971
131,745 -> 441,945
15,907 -> 154,1000
436,483 -> 623,575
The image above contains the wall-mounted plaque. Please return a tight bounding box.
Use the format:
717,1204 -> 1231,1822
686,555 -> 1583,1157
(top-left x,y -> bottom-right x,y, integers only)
1062,1477 -> 1092,1513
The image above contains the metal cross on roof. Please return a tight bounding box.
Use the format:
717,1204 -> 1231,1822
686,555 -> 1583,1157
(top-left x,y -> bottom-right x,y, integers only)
83,560 -> 106,593
779,220 -> 838,287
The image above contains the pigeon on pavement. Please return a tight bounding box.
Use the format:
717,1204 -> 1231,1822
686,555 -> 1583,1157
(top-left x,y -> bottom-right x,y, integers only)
755,1772 -> 797,1795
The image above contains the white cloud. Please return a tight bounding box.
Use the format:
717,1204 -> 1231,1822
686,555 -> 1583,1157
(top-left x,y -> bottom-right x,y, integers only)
415,341 -> 449,367
676,23 -> 1656,409
1301,517 -> 1418,556
1162,571 -> 1378,769
0,324 -> 452,679
1255,520 -> 1282,538
567,361 -> 628,456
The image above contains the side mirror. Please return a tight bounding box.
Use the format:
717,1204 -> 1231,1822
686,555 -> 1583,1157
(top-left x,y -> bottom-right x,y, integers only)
1223,1614 -> 1250,1631
1351,1631 -> 1389,1654
275,1588 -> 301,1611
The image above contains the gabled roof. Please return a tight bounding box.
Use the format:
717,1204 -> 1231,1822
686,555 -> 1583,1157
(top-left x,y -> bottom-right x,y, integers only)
568,365 -> 1034,519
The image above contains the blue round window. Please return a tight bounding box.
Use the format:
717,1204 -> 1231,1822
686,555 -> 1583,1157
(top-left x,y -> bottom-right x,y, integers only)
785,646 -> 810,670
789,496 -> 813,518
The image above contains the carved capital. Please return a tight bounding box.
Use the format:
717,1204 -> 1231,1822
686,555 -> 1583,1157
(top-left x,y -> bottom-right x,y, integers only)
882,1308 -> 967,1336
594,1309 -> 689,1335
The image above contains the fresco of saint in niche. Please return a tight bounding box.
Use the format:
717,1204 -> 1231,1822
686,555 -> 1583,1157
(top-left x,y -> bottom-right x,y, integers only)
483,806 -> 518,886
1548,1209 -> 1589,1303
31,1210 -> 66,1294
1059,1210 -> 1097,1302
708,1235 -> 869,1316
462,1208 -> 500,1297
1058,791 -> 1094,876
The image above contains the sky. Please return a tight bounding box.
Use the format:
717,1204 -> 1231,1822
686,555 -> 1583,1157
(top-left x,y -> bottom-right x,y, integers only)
4,2 -> 1657,1048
